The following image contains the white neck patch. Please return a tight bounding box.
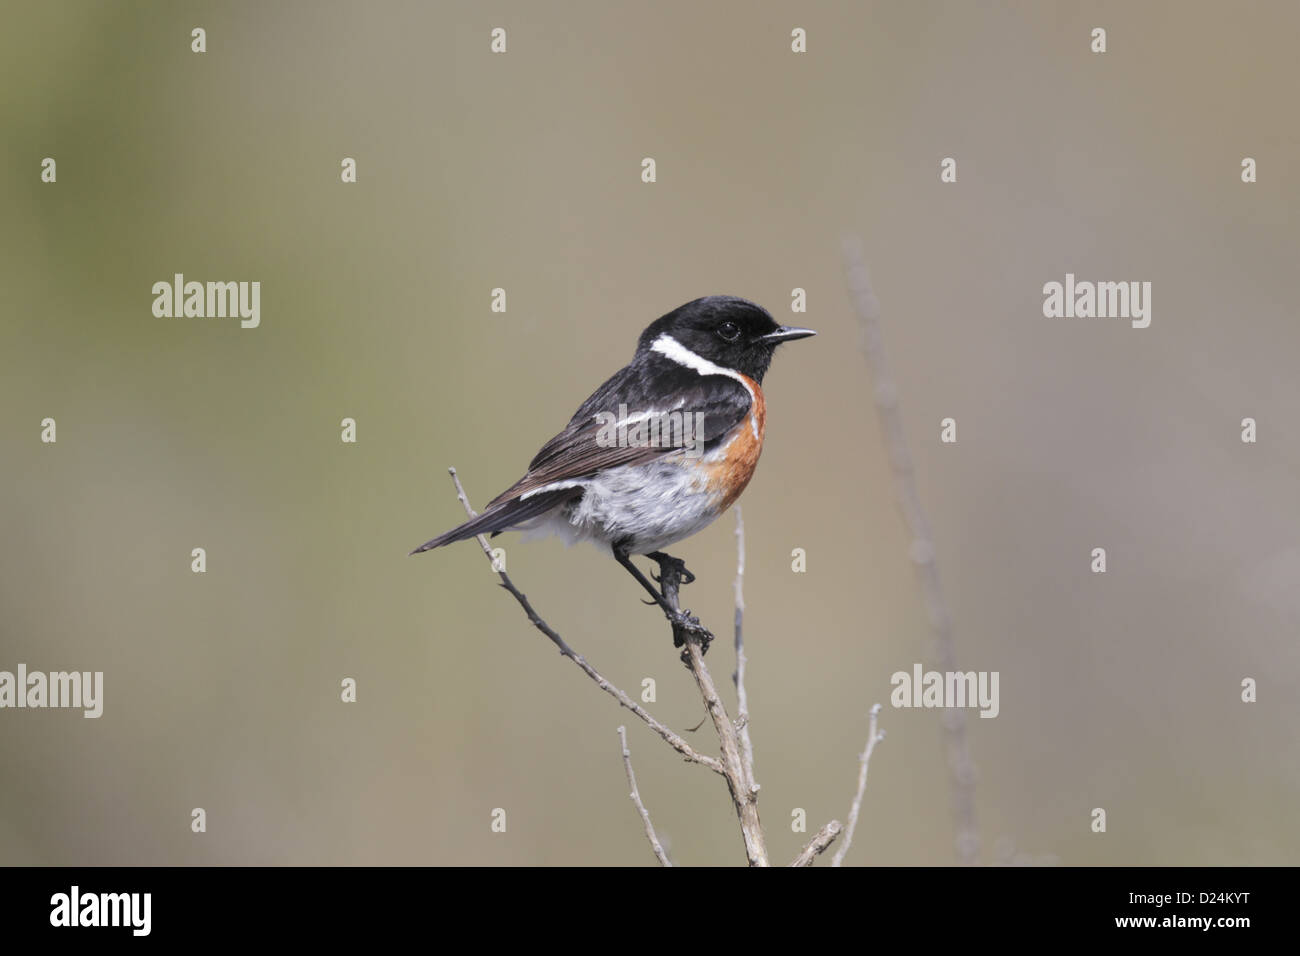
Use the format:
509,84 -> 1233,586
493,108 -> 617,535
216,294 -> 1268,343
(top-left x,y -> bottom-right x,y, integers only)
649,333 -> 759,438
650,334 -> 754,396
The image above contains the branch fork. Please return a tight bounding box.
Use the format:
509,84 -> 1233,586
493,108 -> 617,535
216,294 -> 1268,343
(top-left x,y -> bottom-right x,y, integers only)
441,469 -> 884,866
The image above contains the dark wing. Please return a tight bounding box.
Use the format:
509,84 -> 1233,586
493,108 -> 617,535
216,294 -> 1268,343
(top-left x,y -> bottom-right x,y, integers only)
409,485 -> 579,552
485,361 -> 754,508
410,359 -> 753,554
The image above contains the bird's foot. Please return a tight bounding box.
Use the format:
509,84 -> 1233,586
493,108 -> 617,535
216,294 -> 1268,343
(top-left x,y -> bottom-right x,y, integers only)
648,552 -> 695,585
668,608 -> 713,653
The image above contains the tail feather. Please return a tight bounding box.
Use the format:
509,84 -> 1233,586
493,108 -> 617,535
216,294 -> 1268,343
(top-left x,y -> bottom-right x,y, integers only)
410,489 -> 575,555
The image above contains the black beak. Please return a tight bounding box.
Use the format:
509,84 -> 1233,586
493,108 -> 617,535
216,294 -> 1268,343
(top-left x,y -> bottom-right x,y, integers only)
759,326 -> 817,344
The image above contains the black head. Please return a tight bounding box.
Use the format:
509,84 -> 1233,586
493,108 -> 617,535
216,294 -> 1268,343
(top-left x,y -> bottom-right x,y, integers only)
636,295 -> 815,384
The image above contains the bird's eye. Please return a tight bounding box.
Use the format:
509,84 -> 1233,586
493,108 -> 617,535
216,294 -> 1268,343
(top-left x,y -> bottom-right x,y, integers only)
717,321 -> 741,342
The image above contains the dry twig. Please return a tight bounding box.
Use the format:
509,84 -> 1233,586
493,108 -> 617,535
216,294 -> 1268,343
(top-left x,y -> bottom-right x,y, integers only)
658,561 -> 769,866
843,238 -> 979,864
831,703 -> 886,867
446,468 -> 723,775
731,507 -> 758,795
617,726 -> 671,866
447,467 -> 864,868
790,820 -> 843,867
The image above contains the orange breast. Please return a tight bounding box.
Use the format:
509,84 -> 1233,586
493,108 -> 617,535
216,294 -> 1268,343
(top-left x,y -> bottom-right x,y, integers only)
705,375 -> 766,512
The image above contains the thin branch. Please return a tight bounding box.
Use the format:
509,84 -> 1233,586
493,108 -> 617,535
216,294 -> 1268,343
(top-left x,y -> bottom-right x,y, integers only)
731,506 -> 758,796
843,239 -> 980,865
445,468 -> 724,776
831,703 -> 886,867
658,561 -> 769,867
617,726 -> 671,866
789,820 -> 843,867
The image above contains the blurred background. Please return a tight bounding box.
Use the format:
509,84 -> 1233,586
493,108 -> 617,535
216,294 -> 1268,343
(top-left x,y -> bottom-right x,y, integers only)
2,0 -> 1297,865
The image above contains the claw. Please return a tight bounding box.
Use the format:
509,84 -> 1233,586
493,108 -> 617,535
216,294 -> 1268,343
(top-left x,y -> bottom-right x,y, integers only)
667,608 -> 713,653
649,552 -> 696,586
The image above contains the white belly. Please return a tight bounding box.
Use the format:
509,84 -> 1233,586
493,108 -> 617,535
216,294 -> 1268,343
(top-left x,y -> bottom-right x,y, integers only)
521,456 -> 726,555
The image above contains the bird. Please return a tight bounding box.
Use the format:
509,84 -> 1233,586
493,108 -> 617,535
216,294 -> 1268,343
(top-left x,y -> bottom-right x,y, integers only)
411,295 -> 815,642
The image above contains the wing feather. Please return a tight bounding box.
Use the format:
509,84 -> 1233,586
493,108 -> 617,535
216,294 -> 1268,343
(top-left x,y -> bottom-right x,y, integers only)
486,365 -> 753,508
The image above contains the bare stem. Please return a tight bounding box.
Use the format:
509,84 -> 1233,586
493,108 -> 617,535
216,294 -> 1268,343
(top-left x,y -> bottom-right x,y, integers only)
790,820 -> 843,867
658,560 -> 769,867
831,703 -> 886,867
731,506 -> 758,795
843,239 -> 980,865
445,468 -> 723,776
617,726 -> 671,866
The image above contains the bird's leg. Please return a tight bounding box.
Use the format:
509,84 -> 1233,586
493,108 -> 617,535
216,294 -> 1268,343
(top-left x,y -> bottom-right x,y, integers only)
613,545 -> 712,650
646,551 -> 695,585
652,551 -> 713,653
613,545 -> 669,608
